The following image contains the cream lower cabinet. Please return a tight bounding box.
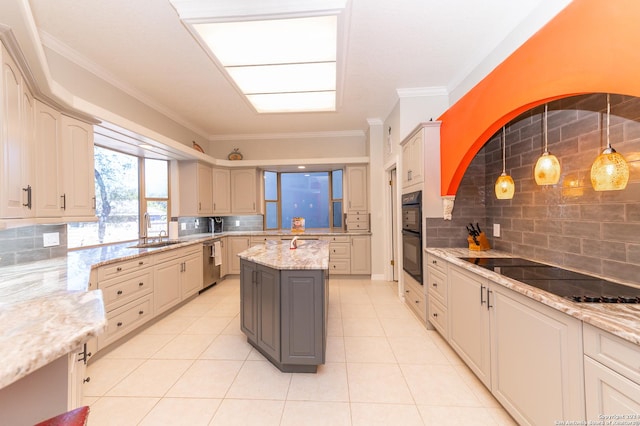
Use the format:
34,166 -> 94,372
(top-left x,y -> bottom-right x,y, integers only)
447,263 -> 584,425
583,323 -> 640,419
327,235 -> 350,274
403,270 -> 426,323
154,245 -> 203,315
350,235 -> 371,274
227,236 -> 250,274
426,254 -> 448,338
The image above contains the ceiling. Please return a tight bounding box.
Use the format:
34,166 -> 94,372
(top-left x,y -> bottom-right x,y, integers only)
26,0 -> 567,140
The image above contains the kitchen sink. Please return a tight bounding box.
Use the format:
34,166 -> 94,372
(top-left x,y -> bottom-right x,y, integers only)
128,240 -> 182,249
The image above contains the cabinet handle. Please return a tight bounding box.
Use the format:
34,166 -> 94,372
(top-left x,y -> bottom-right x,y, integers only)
92,196 -> 96,209
117,321 -> 123,327
432,282 -> 438,288
138,310 -> 144,315
60,194 -> 66,210
432,312 -> 438,318
83,377 -> 91,384
432,260 -> 438,265
139,282 -> 144,286
117,290 -> 123,295
22,185 -> 32,209
408,170 -> 412,181
480,284 -> 486,306
415,300 -> 419,304
487,289 -> 493,310
405,289 -> 410,293
138,261 -> 144,265
116,267 -> 122,272
199,202 -> 201,211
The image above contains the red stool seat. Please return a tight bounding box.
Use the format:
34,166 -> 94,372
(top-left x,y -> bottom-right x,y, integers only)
34,406 -> 89,426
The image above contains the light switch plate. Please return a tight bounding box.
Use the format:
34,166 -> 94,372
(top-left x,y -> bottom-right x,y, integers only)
493,224 -> 501,238
181,223 -> 186,230
235,220 -> 240,227
43,232 -> 60,247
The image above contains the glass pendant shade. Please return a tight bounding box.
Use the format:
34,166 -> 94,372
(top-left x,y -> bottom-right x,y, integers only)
534,151 -> 561,185
590,147 -> 630,191
590,94 -> 630,191
495,172 -> 515,199
495,126 -> 515,199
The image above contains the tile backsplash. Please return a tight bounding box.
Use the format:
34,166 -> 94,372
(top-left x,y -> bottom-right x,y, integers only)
427,93 -> 640,285
0,224 -> 67,267
175,215 -> 264,236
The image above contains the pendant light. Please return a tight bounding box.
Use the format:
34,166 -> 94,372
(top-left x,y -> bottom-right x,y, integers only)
495,126 -> 515,199
590,94 -> 630,191
534,104 -> 561,185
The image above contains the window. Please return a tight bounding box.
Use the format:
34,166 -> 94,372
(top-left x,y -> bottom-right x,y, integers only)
264,170 -> 342,230
68,147 -> 169,248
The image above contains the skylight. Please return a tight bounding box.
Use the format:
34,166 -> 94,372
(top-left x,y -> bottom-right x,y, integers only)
192,15 -> 339,113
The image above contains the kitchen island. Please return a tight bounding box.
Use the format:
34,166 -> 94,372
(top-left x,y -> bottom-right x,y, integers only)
238,239 -> 329,372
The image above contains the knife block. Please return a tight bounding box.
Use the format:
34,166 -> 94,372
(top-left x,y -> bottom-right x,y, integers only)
468,232 -> 491,251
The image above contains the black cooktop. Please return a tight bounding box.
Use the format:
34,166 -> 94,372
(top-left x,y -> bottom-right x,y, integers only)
460,257 -> 640,303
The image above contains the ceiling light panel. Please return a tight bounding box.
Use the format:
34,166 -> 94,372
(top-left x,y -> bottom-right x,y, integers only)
247,92 -> 336,113
227,62 -> 336,94
193,16 -> 337,66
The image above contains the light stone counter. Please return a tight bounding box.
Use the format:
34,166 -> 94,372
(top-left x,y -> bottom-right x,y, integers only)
237,240 -> 329,270
0,230 -> 353,389
426,247 -> 640,346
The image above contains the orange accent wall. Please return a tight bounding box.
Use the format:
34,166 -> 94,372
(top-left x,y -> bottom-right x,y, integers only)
438,0 -> 640,195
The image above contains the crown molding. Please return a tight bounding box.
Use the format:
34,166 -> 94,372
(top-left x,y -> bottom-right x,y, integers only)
208,129 -> 365,141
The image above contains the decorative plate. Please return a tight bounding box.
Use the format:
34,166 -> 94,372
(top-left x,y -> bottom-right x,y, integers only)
192,141 -> 204,153
228,148 -> 243,160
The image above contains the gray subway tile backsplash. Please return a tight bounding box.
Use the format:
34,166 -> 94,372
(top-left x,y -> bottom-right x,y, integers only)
426,93 -> 640,285
0,224 -> 67,267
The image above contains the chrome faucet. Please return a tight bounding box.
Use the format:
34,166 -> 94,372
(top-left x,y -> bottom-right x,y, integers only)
158,230 -> 167,241
140,212 -> 151,244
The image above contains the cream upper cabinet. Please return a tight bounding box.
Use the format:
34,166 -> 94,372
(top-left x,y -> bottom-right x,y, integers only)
34,100 -> 63,217
400,122 -> 441,218
345,165 -> 368,213
231,168 -> 258,213
60,115 -> 95,218
0,45 -> 34,219
401,130 -> 424,189
178,161 -> 213,216
212,167 -> 231,214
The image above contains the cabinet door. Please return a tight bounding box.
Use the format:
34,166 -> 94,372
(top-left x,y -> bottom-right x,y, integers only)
346,165 -> 368,212
219,238 -> 228,277
181,251 -> 203,299
197,163 -> 213,214
448,265 -> 491,387
490,284 -> 585,425
240,259 -> 258,343
212,167 -> 231,214
34,101 -> 62,217
281,270 -> 324,365
1,49 -> 33,218
257,264 -> 280,361
154,259 -> 181,315
60,116 -> 95,218
231,168 -> 257,213
228,236 -> 250,274
584,357 -> 640,420
350,235 -> 371,274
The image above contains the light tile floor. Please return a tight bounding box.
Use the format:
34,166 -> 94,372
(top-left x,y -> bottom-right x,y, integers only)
85,277 -> 517,425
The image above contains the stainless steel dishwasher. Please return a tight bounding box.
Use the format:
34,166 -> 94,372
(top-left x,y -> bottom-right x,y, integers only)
202,240 -> 221,291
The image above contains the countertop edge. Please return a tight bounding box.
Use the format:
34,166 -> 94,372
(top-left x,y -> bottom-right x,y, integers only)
426,248 -> 640,346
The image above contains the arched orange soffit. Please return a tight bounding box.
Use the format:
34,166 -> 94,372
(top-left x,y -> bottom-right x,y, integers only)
437,0 -> 640,196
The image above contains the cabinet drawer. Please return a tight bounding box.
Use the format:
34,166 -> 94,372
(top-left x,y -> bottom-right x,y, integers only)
426,254 -> 446,274
329,243 -> 350,258
427,267 -> 447,304
584,323 -> 640,385
325,235 -> 350,243
329,259 -> 350,274
404,284 -> 426,323
101,270 -> 153,312
155,244 -> 200,264
98,257 -> 153,281
99,295 -> 153,349
251,236 -> 281,244
346,221 -> 369,231
428,297 -> 447,337
346,213 -> 368,222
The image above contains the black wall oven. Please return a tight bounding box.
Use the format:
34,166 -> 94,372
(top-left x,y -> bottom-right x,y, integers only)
402,191 -> 422,284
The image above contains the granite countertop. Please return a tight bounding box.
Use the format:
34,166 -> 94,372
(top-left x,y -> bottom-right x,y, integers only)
426,247 -> 640,346
0,229 -> 356,388
237,240 -> 329,270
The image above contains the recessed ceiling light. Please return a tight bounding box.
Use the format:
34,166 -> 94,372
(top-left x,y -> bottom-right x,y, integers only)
298,165 -> 306,169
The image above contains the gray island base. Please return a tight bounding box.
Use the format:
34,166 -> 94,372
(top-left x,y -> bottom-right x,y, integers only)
238,240 -> 329,373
